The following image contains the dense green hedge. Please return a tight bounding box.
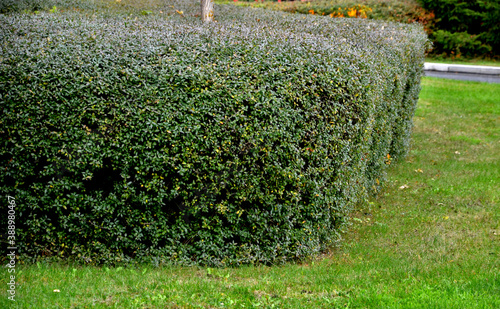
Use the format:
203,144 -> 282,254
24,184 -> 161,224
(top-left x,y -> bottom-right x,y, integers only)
244,0 -> 499,58
0,0 -> 428,266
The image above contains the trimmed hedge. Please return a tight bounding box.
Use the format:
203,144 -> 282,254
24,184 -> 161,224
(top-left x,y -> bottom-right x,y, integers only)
0,0 -> 428,266
246,0 -> 499,58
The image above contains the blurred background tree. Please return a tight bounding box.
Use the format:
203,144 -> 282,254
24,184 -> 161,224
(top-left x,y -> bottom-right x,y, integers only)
417,0 -> 499,59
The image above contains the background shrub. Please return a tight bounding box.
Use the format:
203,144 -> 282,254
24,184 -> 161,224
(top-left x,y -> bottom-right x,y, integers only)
0,0 -> 52,13
0,0 -> 428,266
417,0 -> 499,58
237,0 -> 436,31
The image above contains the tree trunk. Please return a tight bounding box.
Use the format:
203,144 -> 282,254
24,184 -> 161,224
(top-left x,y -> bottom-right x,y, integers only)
201,0 -> 214,22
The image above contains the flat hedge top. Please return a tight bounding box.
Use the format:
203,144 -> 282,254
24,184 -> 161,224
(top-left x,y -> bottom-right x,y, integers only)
0,1 -> 428,266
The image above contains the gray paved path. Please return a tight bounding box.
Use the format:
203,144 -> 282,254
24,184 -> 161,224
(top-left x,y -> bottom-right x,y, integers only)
424,62 -> 500,84
424,71 -> 500,83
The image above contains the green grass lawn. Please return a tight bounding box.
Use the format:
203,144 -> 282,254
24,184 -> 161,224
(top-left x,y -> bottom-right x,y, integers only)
2,77 -> 499,308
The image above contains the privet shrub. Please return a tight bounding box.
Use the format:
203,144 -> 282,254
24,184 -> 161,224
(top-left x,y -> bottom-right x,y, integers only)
0,1 -> 428,266
250,0 -> 499,58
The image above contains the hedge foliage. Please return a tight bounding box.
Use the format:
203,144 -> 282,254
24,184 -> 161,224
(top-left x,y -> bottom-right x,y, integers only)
244,0 -> 499,58
0,0 -> 428,266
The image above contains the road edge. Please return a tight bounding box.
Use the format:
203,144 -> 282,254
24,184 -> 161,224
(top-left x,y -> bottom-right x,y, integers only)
424,63 -> 500,76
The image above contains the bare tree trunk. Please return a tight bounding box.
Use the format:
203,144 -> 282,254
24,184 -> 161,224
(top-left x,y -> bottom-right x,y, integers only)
201,0 -> 214,22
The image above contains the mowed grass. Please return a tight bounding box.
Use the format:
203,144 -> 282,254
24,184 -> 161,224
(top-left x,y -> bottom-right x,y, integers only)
1,78 -> 499,308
